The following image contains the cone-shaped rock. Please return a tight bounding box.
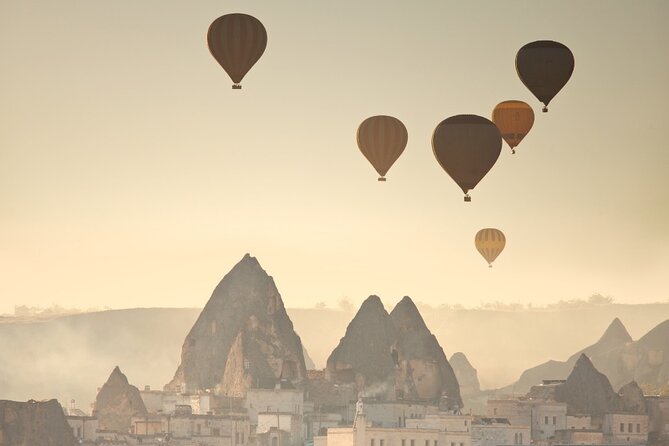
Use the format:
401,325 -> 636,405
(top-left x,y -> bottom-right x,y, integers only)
619,381 -> 647,414
165,254 -> 307,395
390,296 -> 462,408
326,295 -> 397,391
596,317 -> 633,347
553,354 -> 623,416
450,352 -> 481,395
95,366 -> 147,433
0,399 -> 77,445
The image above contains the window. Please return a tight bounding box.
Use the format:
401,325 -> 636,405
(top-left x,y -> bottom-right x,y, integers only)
399,417 -> 403,427
620,423 -> 625,432
371,439 -> 375,446
272,438 -> 278,446
213,428 -> 220,436
552,416 -> 556,425
465,420 -> 468,426
425,440 -> 429,446
380,440 -> 384,446
434,441 -> 438,446
519,433 -> 523,444
236,432 -> 240,444
545,416 -> 549,425
402,440 -> 406,446
411,440 -> 415,446
493,408 -> 498,416
636,424 -> 640,433
197,424 -> 201,435
628,423 -> 633,433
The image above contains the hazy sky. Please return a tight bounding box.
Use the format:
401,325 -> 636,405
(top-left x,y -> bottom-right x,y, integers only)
1,1 -> 668,314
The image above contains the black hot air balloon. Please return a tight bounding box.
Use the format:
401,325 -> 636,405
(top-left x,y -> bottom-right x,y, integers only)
432,115 -> 502,202
516,40 -> 574,112
207,14 -> 267,89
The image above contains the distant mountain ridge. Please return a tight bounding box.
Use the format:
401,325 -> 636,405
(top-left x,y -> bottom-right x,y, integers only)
506,317 -> 669,395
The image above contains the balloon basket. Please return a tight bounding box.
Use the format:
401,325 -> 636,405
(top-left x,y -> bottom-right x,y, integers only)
378,177 -> 386,182
512,149 -> 516,154
464,195 -> 471,202
489,265 -> 493,268
232,84 -> 242,90
542,106 -> 548,113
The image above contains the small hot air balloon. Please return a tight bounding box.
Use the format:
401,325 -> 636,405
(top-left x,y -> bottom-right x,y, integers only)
492,100 -> 535,154
432,115 -> 502,201
207,13 -> 268,89
357,116 -> 408,181
516,40 -> 574,112
475,228 -> 506,267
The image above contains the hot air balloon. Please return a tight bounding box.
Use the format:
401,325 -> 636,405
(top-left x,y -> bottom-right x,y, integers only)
432,115 -> 502,201
207,13 -> 267,89
475,228 -> 506,267
356,116 -> 408,181
516,40 -> 574,112
492,100 -> 535,154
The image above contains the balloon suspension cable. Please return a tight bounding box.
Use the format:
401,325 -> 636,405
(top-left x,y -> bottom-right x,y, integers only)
542,106 -> 548,113
232,84 -> 242,90
378,177 -> 386,182
464,194 -> 471,202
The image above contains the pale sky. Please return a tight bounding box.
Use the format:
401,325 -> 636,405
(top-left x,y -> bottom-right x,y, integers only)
1,1 -> 668,314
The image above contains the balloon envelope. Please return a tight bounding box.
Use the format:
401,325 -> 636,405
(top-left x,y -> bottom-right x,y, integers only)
492,100 -> 535,153
475,228 -> 506,266
432,115 -> 502,199
357,116 -> 408,181
207,13 -> 267,88
516,40 -> 574,111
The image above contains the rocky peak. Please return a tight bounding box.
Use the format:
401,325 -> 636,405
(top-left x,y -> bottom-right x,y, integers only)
389,296 -> 462,408
325,295 -> 396,387
390,296 -> 429,333
165,254 -> 307,395
598,318 -> 632,346
619,381 -> 647,414
554,354 -> 622,416
95,366 -> 147,433
449,352 -> 481,395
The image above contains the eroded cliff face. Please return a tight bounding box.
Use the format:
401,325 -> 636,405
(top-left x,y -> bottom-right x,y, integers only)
165,254 -> 307,395
0,399 -> 76,446
94,366 -> 147,433
325,296 -> 461,408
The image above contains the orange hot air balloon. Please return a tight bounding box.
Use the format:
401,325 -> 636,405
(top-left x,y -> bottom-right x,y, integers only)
207,14 -> 267,89
492,100 -> 535,154
475,228 -> 506,267
432,115 -> 502,201
356,116 -> 408,181
516,40 -> 574,112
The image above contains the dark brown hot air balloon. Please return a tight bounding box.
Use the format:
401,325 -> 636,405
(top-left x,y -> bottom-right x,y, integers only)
492,100 -> 535,154
516,40 -> 574,112
207,13 -> 267,89
475,228 -> 506,267
432,115 -> 502,202
356,115 -> 408,181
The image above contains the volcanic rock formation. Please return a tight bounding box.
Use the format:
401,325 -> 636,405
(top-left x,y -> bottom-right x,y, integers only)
325,295 -> 397,397
165,254 -> 307,396
449,352 -> 481,395
94,366 -> 147,433
0,399 -> 76,446
325,295 -> 462,408
553,354 -> 623,416
390,296 -> 462,407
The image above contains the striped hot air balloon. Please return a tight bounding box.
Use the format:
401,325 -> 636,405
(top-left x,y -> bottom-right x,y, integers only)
356,115 -> 408,181
492,100 -> 535,154
207,13 -> 267,89
475,228 -> 506,267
